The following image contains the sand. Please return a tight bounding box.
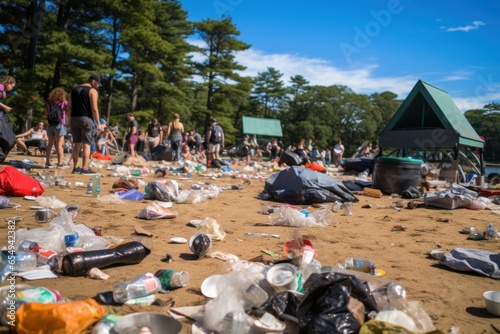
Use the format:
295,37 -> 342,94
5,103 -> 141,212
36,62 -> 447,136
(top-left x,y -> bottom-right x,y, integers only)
1,155 -> 499,333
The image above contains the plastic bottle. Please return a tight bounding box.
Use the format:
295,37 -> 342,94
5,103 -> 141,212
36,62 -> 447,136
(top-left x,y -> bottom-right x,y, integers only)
154,269 -> 190,290
92,174 -> 101,197
61,241 -> 150,277
36,247 -> 59,271
0,251 -> 38,282
371,282 -> 407,310
344,257 -> 376,275
112,273 -> 162,304
17,240 -> 39,252
90,314 -> 122,334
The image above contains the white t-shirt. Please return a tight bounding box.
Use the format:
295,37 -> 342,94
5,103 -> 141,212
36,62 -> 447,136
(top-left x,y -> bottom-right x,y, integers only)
31,129 -> 46,140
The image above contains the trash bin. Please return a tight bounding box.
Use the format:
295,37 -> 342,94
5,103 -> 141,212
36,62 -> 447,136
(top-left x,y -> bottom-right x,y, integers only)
372,156 -> 422,195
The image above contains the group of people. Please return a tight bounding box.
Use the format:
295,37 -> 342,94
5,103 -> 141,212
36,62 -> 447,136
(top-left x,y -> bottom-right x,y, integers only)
1,74 -> 104,174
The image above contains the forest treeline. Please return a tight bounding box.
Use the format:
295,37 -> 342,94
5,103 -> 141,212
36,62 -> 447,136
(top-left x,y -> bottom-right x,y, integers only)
1,0 -> 498,160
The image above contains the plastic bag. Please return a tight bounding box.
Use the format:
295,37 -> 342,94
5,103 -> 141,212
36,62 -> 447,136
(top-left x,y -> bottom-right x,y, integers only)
146,182 -> 175,202
137,202 -> 178,219
270,205 -> 331,227
175,190 -> 208,204
96,194 -> 124,204
15,225 -> 66,254
200,217 -> 226,241
35,195 -> 67,209
15,298 -> 106,334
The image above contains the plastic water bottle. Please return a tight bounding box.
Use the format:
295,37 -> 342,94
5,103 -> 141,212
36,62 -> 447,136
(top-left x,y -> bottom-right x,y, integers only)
17,240 -> 39,252
154,269 -> 190,290
0,251 -> 37,283
112,273 -> 162,304
90,314 -> 122,334
92,174 -> 101,197
344,257 -> 376,275
371,283 -> 407,310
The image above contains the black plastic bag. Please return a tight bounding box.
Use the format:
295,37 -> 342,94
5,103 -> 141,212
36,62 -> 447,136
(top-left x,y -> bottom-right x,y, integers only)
256,272 -> 377,334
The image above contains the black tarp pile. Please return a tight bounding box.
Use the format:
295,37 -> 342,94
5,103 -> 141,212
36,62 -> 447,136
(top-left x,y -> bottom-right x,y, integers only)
259,166 -> 358,204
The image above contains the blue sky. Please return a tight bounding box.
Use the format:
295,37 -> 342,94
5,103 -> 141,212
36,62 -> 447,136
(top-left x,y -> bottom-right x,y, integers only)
180,0 -> 500,111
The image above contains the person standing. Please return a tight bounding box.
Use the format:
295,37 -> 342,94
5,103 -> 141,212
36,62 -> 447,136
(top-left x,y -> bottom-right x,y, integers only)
206,118 -> 224,162
146,117 -> 162,152
67,74 -> 102,174
333,140 -> 345,167
165,113 -> 184,161
125,113 -> 139,157
45,87 -> 69,168
0,76 -> 17,163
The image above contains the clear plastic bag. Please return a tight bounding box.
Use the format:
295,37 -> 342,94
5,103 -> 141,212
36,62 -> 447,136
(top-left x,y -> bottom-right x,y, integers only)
270,205 -> 332,227
35,196 -> 67,209
15,225 -> 66,254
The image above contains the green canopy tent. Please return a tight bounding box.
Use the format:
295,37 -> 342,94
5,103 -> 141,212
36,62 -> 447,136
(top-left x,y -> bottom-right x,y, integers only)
242,116 -> 283,137
378,80 -> 485,181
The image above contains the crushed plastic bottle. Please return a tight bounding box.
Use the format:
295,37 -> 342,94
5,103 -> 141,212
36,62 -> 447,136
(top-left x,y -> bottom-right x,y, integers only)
112,273 -> 162,304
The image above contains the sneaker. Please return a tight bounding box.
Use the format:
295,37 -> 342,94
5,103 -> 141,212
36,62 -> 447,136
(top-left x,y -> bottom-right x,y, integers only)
44,163 -> 53,168
71,167 -> 82,174
57,163 -> 69,169
80,168 -> 97,175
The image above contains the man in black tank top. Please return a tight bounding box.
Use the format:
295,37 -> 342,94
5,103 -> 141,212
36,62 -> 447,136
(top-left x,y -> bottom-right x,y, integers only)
67,74 -> 103,175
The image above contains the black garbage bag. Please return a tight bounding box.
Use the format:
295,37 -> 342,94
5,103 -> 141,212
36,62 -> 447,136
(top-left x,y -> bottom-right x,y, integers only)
260,166 -> 358,204
296,272 -> 378,333
255,272 -> 378,333
251,291 -> 302,323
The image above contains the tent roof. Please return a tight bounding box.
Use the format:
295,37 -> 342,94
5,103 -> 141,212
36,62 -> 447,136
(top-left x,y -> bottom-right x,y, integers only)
242,116 -> 283,137
379,80 -> 484,149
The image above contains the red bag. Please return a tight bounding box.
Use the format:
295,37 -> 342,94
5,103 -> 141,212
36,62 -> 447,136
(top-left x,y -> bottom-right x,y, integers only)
0,166 -> 45,196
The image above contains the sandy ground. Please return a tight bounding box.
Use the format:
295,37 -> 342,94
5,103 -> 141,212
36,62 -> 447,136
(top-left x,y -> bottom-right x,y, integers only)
0,153 -> 499,333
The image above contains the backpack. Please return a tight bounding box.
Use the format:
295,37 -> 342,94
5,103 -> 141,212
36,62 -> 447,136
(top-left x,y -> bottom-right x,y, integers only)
47,103 -> 62,125
210,125 -> 222,144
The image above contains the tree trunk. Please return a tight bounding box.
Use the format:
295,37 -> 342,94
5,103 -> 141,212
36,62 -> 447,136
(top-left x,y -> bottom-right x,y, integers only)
24,0 -> 45,88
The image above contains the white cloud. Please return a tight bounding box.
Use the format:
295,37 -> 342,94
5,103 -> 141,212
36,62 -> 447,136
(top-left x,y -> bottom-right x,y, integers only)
187,39 -> 496,112
188,39 -> 416,98
443,20 -> 485,32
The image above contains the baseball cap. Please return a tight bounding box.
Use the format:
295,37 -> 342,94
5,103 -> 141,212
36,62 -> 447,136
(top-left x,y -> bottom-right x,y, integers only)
210,118 -> 217,123
88,74 -> 101,86
100,118 -> 106,124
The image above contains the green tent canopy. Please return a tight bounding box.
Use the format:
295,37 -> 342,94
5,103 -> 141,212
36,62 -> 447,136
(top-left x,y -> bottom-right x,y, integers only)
242,116 -> 283,137
379,80 -> 484,149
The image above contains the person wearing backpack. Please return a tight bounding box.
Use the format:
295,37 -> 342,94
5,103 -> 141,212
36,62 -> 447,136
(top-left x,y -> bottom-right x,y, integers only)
45,87 -> 69,168
206,118 -> 224,163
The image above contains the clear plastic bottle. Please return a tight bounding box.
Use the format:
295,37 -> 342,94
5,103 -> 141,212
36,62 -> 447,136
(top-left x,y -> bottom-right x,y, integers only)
0,251 -> 38,282
154,269 -> 190,290
371,283 -> 407,310
344,257 -> 376,275
92,174 -> 101,197
112,273 -> 162,304
17,240 -> 40,252
90,314 -> 122,334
